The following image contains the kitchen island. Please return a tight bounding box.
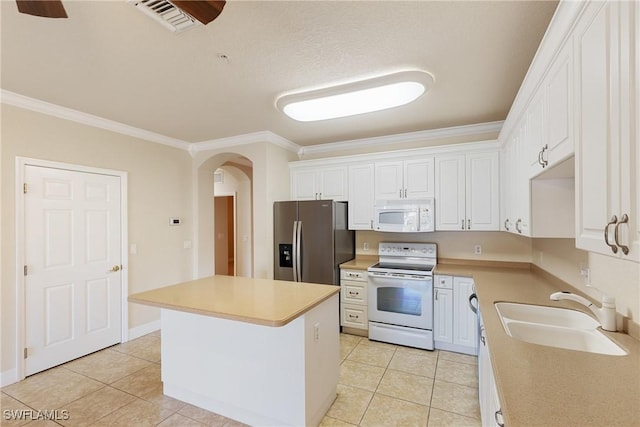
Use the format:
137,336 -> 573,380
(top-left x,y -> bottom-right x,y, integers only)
129,276 -> 340,427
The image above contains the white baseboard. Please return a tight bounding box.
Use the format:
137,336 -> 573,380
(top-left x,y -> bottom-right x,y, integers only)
128,320 -> 161,341
1,368 -> 18,388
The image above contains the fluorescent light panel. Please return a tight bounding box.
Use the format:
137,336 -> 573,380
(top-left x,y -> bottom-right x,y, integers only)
277,71 -> 434,122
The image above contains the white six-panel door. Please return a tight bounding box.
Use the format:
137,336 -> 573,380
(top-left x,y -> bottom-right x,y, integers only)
24,165 -> 122,375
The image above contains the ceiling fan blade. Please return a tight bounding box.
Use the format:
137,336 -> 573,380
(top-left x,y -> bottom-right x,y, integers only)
16,0 -> 68,18
171,0 -> 225,25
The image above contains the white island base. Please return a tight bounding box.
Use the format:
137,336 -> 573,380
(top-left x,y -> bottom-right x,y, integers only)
160,294 -> 339,427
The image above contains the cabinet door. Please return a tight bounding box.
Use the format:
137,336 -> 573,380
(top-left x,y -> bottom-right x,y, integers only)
435,155 -> 466,230
433,287 -> 453,344
515,125 -> 531,236
319,167 -> 347,201
374,161 -> 404,200
527,90 -> 547,177
404,158 -> 435,199
453,277 -> 477,350
574,1 -> 620,255
467,152 -> 500,231
546,41 -> 574,166
348,164 -> 375,230
291,169 -> 318,200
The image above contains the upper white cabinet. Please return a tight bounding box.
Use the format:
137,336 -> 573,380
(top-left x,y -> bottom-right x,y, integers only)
348,163 -> 375,230
374,158 -> 434,201
502,124 -> 531,236
291,166 -> 347,201
435,152 -> 500,231
574,1 -> 638,261
528,40 -> 575,177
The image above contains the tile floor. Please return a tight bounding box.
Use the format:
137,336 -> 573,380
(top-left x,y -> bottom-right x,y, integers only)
1,332 -> 480,427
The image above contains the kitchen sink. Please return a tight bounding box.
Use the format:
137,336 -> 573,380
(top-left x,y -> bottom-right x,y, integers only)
495,302 -> 627,356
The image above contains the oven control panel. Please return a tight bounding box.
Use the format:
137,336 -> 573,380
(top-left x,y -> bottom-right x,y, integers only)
378,242 -> 437,258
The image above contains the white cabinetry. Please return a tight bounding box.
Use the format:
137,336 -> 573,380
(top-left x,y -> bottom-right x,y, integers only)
291,166 -> 347,201
348,164 -> 375,230
574,0 -> 639,261
502,126 -> 531,236
528,40 -> 574,177
374,158 -> 434,201
435,152 -> 500,231
433,275 -> 478,355
479,312 -> 504,427
340,269 -> 368,332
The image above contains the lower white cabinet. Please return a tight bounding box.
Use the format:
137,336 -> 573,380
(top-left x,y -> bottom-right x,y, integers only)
433,275 -> 478,355
340,269 -> 368,332
479,311 -> 504,427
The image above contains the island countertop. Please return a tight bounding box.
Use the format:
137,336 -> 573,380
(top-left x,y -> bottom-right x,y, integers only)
128,275 -> 340,327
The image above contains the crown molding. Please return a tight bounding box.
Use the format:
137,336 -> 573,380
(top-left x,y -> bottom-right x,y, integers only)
1,90 -> 190,150
190,131 -> 301,155
297,120 -> 503,158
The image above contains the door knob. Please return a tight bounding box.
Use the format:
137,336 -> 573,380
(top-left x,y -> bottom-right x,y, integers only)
110,265 -> 121,272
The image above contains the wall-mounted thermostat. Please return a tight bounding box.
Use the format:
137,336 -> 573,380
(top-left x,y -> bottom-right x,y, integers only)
169,218 -> 181,226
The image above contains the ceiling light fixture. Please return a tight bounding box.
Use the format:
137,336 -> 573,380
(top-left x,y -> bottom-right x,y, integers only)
276,70 -> 434,122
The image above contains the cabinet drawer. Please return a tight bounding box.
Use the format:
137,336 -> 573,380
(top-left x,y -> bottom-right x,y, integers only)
435,275 -> 453,289
341,269 -> 366,281
341,304 -> 368,329
342,282 -> 367,304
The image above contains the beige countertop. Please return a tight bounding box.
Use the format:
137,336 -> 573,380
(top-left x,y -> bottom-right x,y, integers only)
339,255 -> 378,271
128,275 -> 339,327
436,263 -> 640,427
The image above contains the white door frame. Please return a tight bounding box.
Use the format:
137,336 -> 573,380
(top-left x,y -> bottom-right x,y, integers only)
14,157 -> 129,381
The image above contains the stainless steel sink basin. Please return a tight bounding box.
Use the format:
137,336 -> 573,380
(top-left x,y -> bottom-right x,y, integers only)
495,302 -> 626,356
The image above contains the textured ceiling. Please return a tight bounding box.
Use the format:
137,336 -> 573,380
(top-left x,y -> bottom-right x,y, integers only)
1,0 -> 558,146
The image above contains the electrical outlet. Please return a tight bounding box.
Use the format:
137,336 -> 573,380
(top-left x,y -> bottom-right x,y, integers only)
474,244 -> 482,255
580,264 -> 591,286
363,242 -> 369,251
314,323 -> 320,341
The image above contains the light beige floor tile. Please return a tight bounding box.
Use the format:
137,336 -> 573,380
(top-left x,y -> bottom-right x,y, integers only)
435,359 -> 478,388
178,404 -> 230,427
388,347 -> 438,378
156,413 -> 207,427
346,342 -> 395,368
2,367 -> 103,410
438,350 -> 478,366
221,419 -> 249,427
1,392 -> 35,427
339,334 -> 361,361
358,339 -> 398,351
376,368 -> 434,406
318,415 -> 358,427
427,407 -> 482,427
90,398 -> 173,426
110,336 -> 161,363
430,380 -> 480,420
57,386 -> 136,427
140,385 -> 187,413
109,364 -> 162,398
63,348 -> 152,384
325,384 -> 373,425
340,333 -> 363,346
360,393 -> 429,427
339,360 -> 385,392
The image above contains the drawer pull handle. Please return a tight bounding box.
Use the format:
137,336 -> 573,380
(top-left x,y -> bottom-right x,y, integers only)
348,291 -> 359,296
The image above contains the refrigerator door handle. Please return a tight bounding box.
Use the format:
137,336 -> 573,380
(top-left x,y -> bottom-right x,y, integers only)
292,221 -> 299,282
295,220 -> 302,282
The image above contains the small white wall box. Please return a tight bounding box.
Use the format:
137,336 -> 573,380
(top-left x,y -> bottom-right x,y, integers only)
169,218 -> 181,226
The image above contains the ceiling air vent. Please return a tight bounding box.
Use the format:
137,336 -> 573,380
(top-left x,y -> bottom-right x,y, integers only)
130,0 -> 200,33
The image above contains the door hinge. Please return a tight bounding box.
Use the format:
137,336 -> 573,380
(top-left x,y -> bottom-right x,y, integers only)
23,183 -> 27,194
24,265 -> 28,276
23,348 -> 28,359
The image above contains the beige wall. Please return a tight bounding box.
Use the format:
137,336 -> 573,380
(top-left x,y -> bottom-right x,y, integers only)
1,105 -> 193,375
356,230 -> 532,262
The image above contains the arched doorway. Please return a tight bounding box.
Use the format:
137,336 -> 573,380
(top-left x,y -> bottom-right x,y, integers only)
196,153 -> 253,278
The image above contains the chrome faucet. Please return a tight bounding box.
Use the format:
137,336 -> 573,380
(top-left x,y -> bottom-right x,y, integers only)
550,291 -> 617,331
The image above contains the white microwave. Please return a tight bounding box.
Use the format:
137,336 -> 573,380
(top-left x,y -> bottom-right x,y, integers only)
373,199 -> 435,232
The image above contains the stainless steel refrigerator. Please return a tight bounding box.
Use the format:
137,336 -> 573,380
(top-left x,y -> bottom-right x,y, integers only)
274,200 -> 355,285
